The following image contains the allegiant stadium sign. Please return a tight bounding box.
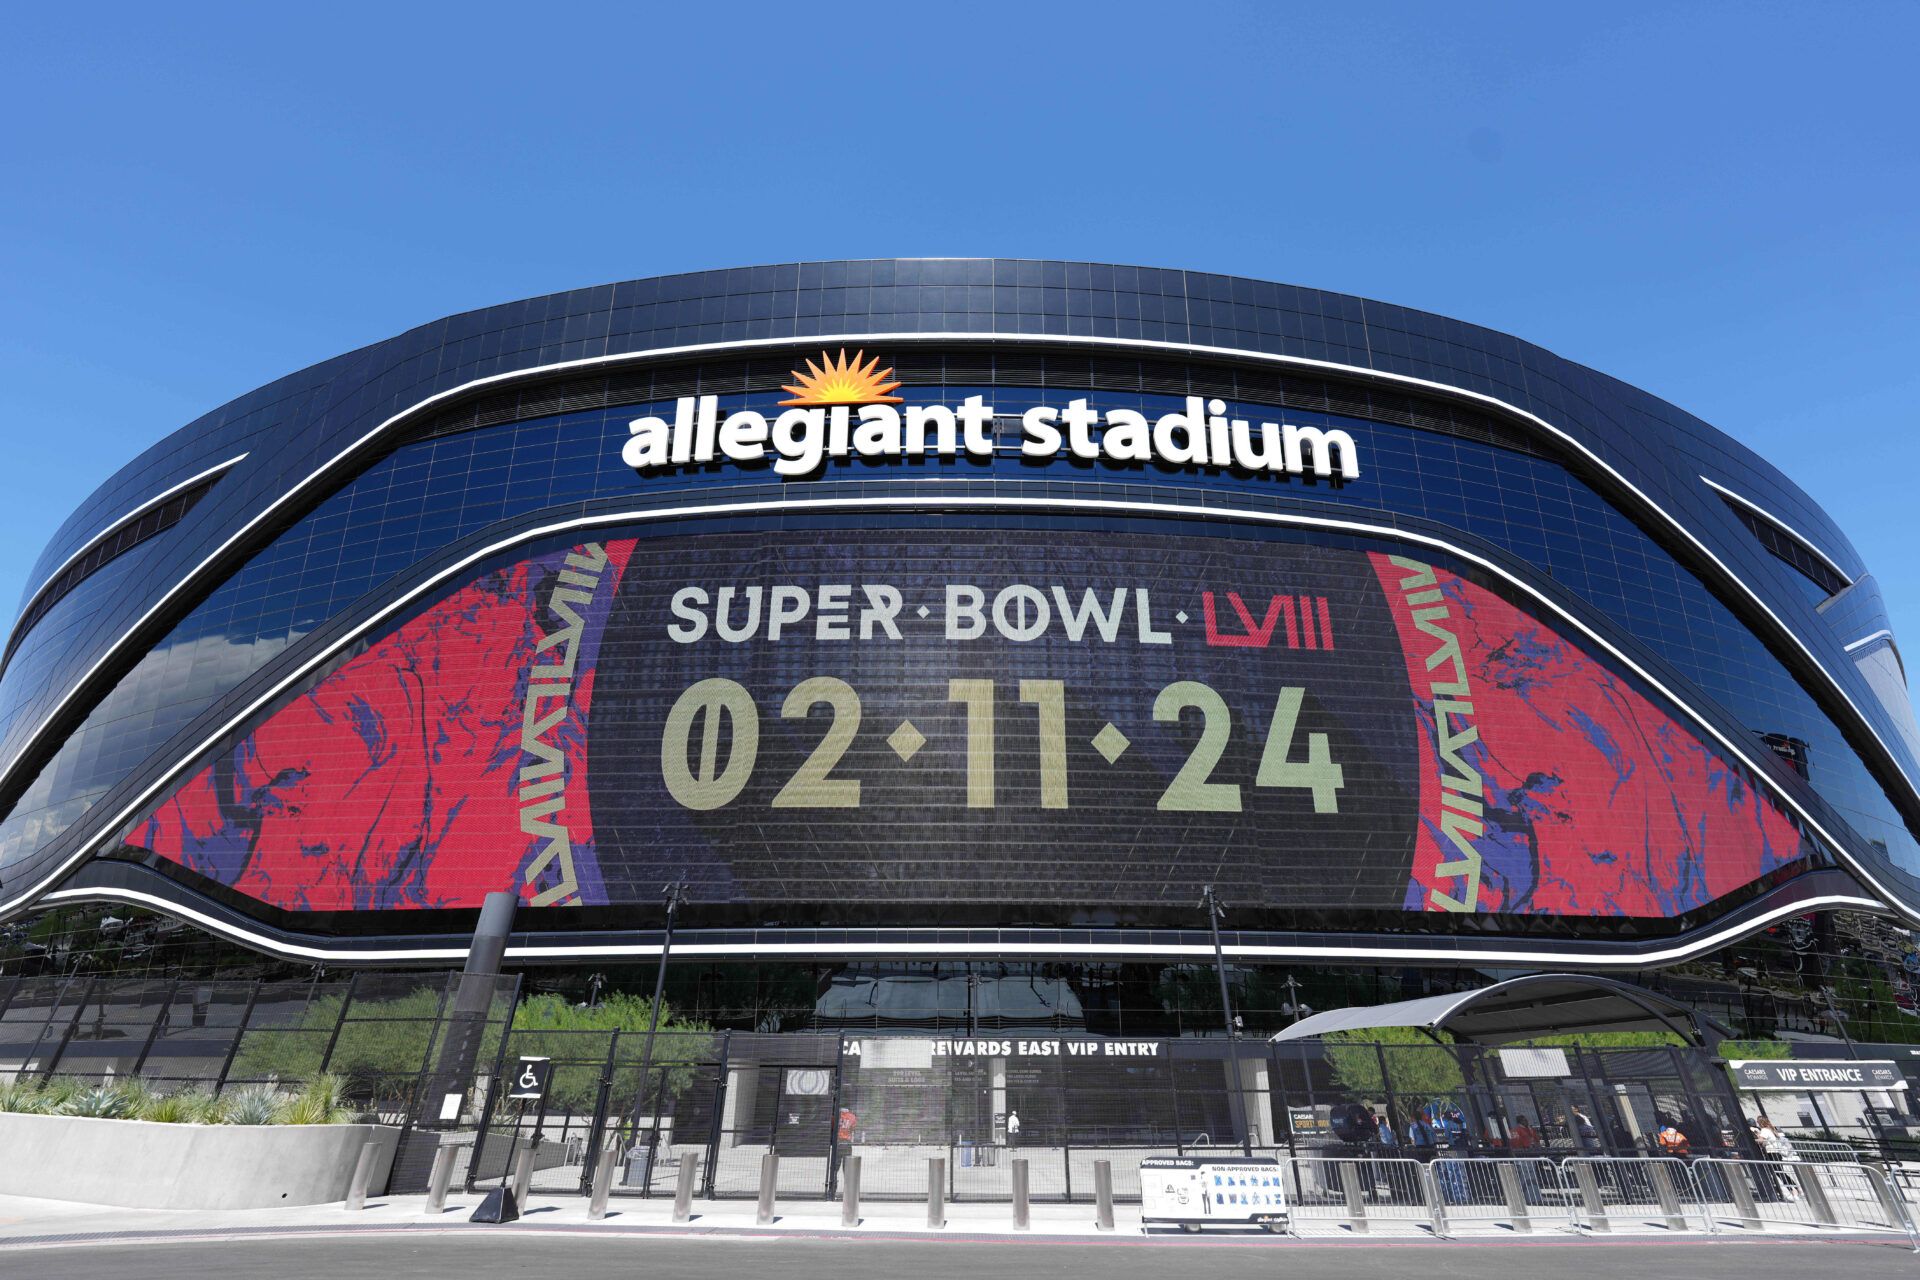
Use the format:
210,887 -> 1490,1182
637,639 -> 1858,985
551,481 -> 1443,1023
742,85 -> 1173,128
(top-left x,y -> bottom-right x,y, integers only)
621,349 -> 1361,481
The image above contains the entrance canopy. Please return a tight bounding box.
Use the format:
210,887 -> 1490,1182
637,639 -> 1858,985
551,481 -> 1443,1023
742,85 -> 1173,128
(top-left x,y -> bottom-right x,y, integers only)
1268,974 -> 1735,1047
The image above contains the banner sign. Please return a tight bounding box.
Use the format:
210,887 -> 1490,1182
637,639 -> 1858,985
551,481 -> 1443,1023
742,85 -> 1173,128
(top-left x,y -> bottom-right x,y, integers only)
125,527 -> 1812,928
1729,1059 -> 1906,1091
1140,1156 -> 1287,1226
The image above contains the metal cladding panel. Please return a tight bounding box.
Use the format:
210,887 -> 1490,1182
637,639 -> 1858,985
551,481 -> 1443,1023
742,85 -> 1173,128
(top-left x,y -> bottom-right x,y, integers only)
0,261 -> 1912,960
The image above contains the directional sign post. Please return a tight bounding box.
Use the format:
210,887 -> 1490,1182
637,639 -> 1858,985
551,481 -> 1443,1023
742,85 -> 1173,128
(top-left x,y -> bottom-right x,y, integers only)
508,1056 -> 552,1101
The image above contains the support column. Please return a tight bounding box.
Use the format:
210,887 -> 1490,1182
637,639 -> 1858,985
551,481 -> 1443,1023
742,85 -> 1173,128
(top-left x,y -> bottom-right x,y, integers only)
425,892 -> 518,1128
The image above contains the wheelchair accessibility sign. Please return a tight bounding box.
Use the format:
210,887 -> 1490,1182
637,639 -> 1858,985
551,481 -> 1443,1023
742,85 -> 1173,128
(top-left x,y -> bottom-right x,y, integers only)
508,1056 -> 552,1101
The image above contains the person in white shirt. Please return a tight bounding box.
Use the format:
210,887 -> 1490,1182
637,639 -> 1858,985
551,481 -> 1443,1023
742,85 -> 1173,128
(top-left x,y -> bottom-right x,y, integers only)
1752,1116 -> 1799,1202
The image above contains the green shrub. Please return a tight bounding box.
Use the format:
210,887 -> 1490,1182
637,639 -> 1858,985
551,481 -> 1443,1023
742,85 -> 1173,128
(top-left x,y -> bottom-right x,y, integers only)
277,1073 -> 351,1125
138,1092 -> 197,1124
3,1082 -> 56,1114
186,1092 -> 230,1124
35,1078 -> 81,1112
111,1078 -> 156,1118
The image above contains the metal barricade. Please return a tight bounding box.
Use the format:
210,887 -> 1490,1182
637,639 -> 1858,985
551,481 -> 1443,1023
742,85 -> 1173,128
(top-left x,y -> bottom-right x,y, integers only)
1559,1157 -> 1708,1233
1426,1158 -> 1575,1235
1694,1158 -> 1917,1247
1284,1156 -> 1438,1237
1782,1139 -> 1869,1164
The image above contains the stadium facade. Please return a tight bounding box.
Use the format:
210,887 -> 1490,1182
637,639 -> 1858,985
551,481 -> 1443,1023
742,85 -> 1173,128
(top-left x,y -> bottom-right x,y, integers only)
2,259 -> 1917,996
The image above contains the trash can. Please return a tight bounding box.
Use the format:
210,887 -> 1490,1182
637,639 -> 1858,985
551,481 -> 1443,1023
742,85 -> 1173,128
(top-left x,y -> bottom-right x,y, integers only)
623,1146 -> 653,1188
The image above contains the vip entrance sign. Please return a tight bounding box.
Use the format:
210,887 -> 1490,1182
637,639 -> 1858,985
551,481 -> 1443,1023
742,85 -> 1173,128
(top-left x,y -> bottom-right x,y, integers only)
1729,1059 -> 1907,1090
621,349 -> 1361,481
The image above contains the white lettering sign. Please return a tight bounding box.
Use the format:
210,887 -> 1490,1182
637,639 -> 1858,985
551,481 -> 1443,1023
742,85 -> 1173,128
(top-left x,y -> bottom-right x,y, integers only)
623,392 -> 1359,482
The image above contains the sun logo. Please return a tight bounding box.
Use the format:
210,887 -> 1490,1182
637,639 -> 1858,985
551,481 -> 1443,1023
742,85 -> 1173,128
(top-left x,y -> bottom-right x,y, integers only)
779,349 -> 903,407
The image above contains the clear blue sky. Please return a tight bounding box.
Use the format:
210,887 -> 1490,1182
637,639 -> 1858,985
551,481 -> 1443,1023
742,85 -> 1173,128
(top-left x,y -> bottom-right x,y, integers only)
2,2 -> 1915,647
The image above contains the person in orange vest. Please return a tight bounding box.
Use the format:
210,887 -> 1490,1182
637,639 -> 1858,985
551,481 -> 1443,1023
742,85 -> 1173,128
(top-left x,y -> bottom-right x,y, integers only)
1656,1118 -> 1691,1157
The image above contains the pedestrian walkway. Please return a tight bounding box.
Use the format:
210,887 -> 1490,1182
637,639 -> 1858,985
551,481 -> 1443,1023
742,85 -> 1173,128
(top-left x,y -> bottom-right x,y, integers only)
0,1184 -> 1911,1253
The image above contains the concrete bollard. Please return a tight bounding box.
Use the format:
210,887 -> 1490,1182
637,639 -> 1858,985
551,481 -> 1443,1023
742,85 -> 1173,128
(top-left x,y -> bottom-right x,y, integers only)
1724,1161 -> 1762,1231
425,1143 -> 458,1215
1866,1166 -> 1908,1233
756,1152 -> 779,1225
1012,1158 -> 1031,1230
510,1140 -> 537,1210
343,1140 -> 380,1210
1496,1162 -> 1531,1234
672,1152 -> 697,1223
1648,1162 -> 1688,1231
1572,1162 -> 1609,1232
1423,1164 -> 1449,1239
928,1156 -> 947,1229
1338,1160 -> 1368,1234
587,1141 -> 619,1221
1093,1159 -> 1115,1231
1797,1163 -> 1837,1227
841,1155 -> 862,1228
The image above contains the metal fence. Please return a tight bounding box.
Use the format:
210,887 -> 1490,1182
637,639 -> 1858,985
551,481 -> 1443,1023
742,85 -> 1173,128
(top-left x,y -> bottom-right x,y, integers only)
11,969 -> 1920,1231
1283,1156 -> 1437,1234
1427,1157 -> 1574,1233
1268,1154 -> 1918,1247
0,969 -> 522,1193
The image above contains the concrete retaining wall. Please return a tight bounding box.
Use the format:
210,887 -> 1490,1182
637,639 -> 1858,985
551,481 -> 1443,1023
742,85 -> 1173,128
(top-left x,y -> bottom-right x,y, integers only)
0,1111 -> 400,1208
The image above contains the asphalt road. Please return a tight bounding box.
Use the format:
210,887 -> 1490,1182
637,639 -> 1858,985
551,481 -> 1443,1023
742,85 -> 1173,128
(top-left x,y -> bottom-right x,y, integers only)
7,1233 -> 1917,1280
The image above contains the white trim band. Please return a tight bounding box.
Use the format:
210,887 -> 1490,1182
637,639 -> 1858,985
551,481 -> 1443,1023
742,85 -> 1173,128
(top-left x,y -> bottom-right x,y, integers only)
1847,630 -> 1897,653
36,884 -> 1887,967
9,455 -> 247,644
1701,476 -> 1855,590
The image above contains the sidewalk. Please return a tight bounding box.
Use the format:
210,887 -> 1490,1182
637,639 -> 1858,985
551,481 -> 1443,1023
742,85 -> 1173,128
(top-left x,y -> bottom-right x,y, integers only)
0,1191 -> 1151,1248
0,1188 -> 1911,1251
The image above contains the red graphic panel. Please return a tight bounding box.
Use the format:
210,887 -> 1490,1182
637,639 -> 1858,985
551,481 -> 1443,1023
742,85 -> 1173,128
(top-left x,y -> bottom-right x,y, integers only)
122,541 -> 633,911
1370,552 -> 1808,917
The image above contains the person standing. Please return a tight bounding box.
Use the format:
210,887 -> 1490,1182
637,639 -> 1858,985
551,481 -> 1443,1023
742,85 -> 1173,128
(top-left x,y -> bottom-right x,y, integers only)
834,1106 -> 857,1178
1509,1115 -> 1540,1151
1510,1116 -> 1543,1203
1406,1109 -> 1438,1161
1570,1106 -> 1602,1153
1005,1109 -> 1021,1150
1754,1116 -> 1799,1202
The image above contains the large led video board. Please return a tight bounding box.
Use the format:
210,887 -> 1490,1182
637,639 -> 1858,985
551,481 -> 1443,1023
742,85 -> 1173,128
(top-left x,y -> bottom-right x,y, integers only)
116,524 -> 1811,929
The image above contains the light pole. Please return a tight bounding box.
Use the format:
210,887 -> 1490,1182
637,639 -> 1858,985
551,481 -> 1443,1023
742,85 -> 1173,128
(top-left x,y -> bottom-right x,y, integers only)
629,881 -> 688,1154
1201,885 -> 1254,1154
1282,972 -> 1307,1023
